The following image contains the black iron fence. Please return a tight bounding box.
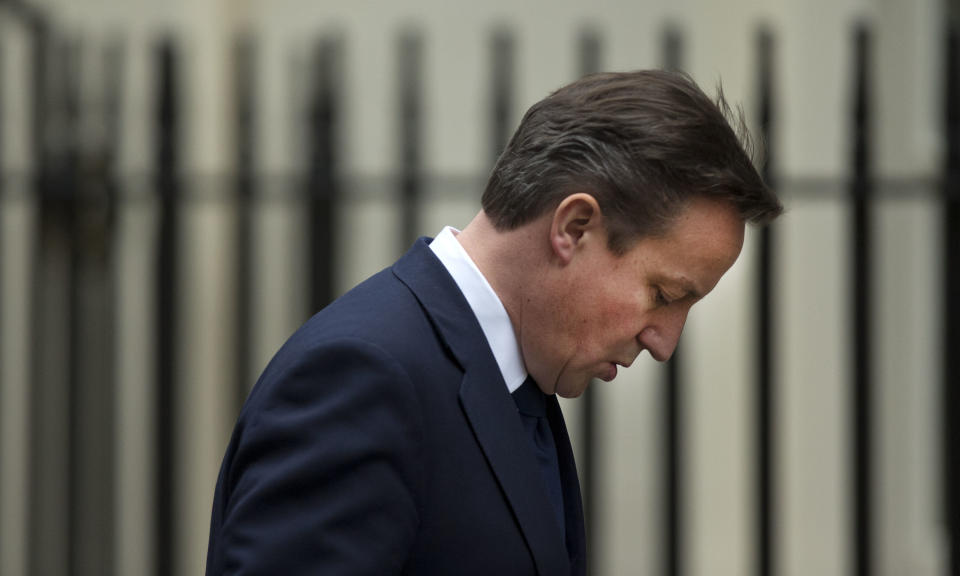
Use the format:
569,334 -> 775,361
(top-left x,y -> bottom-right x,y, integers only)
0,4 -> 957,576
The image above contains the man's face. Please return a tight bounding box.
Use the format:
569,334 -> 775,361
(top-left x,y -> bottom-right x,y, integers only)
521,195 -> 745,398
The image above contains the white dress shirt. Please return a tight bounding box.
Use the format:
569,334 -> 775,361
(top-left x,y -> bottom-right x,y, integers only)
429,226 -> 528,393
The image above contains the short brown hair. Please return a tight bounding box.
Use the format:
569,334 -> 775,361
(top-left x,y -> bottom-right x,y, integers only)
481,70 -> 782,254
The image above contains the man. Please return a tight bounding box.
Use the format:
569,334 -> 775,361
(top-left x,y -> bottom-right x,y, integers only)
205,70 -> 782,575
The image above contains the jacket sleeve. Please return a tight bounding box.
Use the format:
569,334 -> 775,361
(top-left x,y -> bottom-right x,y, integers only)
209,337 -> 424,575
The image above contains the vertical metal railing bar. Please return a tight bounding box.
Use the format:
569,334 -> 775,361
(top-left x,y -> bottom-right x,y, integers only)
398,30 -> 422,249
25,15 -> 48,576
96,40 -> 122,576
942,21 -> 960,576
60,36 -> 83,576
0,1 -> 4,321
54,40 -> 84,575
0,18 -> 5,552
234,33 -> 254,415
755,26 -> 777,576
575,26 -> 602,576
489,27 -> 513,166
154,38 -> 178,576
661,23 -> 684,576
71,39 -> 121,576
662,24 -> 683,73
309,36 -> 339,313
850,23 -> 873,576
30,15 -> 76,576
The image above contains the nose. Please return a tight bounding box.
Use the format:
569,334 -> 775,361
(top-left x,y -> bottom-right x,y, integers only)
637,305 -> 689,362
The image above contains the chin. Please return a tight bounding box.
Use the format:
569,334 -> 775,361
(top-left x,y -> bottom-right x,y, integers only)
555,382 -> 588,399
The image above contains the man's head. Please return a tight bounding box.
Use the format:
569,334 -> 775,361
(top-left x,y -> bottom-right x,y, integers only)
464,70 -> 781,398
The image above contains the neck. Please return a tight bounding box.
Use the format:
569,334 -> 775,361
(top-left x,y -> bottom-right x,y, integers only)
456,211 -> 549,338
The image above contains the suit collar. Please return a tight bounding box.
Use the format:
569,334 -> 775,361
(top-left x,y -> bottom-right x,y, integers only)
393,238 -> 575,576
391,238 -> 495,375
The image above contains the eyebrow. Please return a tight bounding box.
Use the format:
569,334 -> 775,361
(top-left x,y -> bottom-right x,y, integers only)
664,275 -> 703,300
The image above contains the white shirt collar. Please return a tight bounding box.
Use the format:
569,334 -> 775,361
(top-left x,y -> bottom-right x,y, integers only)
429,226 -> 528,393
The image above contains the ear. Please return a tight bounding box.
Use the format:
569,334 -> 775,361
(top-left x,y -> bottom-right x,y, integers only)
549,193 -> 603,264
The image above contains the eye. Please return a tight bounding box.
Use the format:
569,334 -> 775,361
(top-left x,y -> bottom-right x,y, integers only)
654,287 -> 671,307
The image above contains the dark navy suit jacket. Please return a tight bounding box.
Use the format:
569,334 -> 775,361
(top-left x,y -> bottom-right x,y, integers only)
206,238 -> 586,575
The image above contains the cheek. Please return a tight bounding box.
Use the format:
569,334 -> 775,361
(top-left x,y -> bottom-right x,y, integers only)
570,294 -> 626,352
551,273 -> 639,361
596,291 -> 649,346
523,293 -> 580,373
534,295 -> 589,369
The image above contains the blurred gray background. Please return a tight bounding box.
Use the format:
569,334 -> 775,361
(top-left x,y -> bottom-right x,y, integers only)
0,0 -> 952,575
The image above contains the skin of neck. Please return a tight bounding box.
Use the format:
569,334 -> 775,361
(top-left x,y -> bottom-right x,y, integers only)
454,210 -> 552,351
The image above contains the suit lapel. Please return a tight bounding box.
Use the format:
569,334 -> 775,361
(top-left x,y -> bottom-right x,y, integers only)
393,239 -> 572,576
459,371 -> 572,576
